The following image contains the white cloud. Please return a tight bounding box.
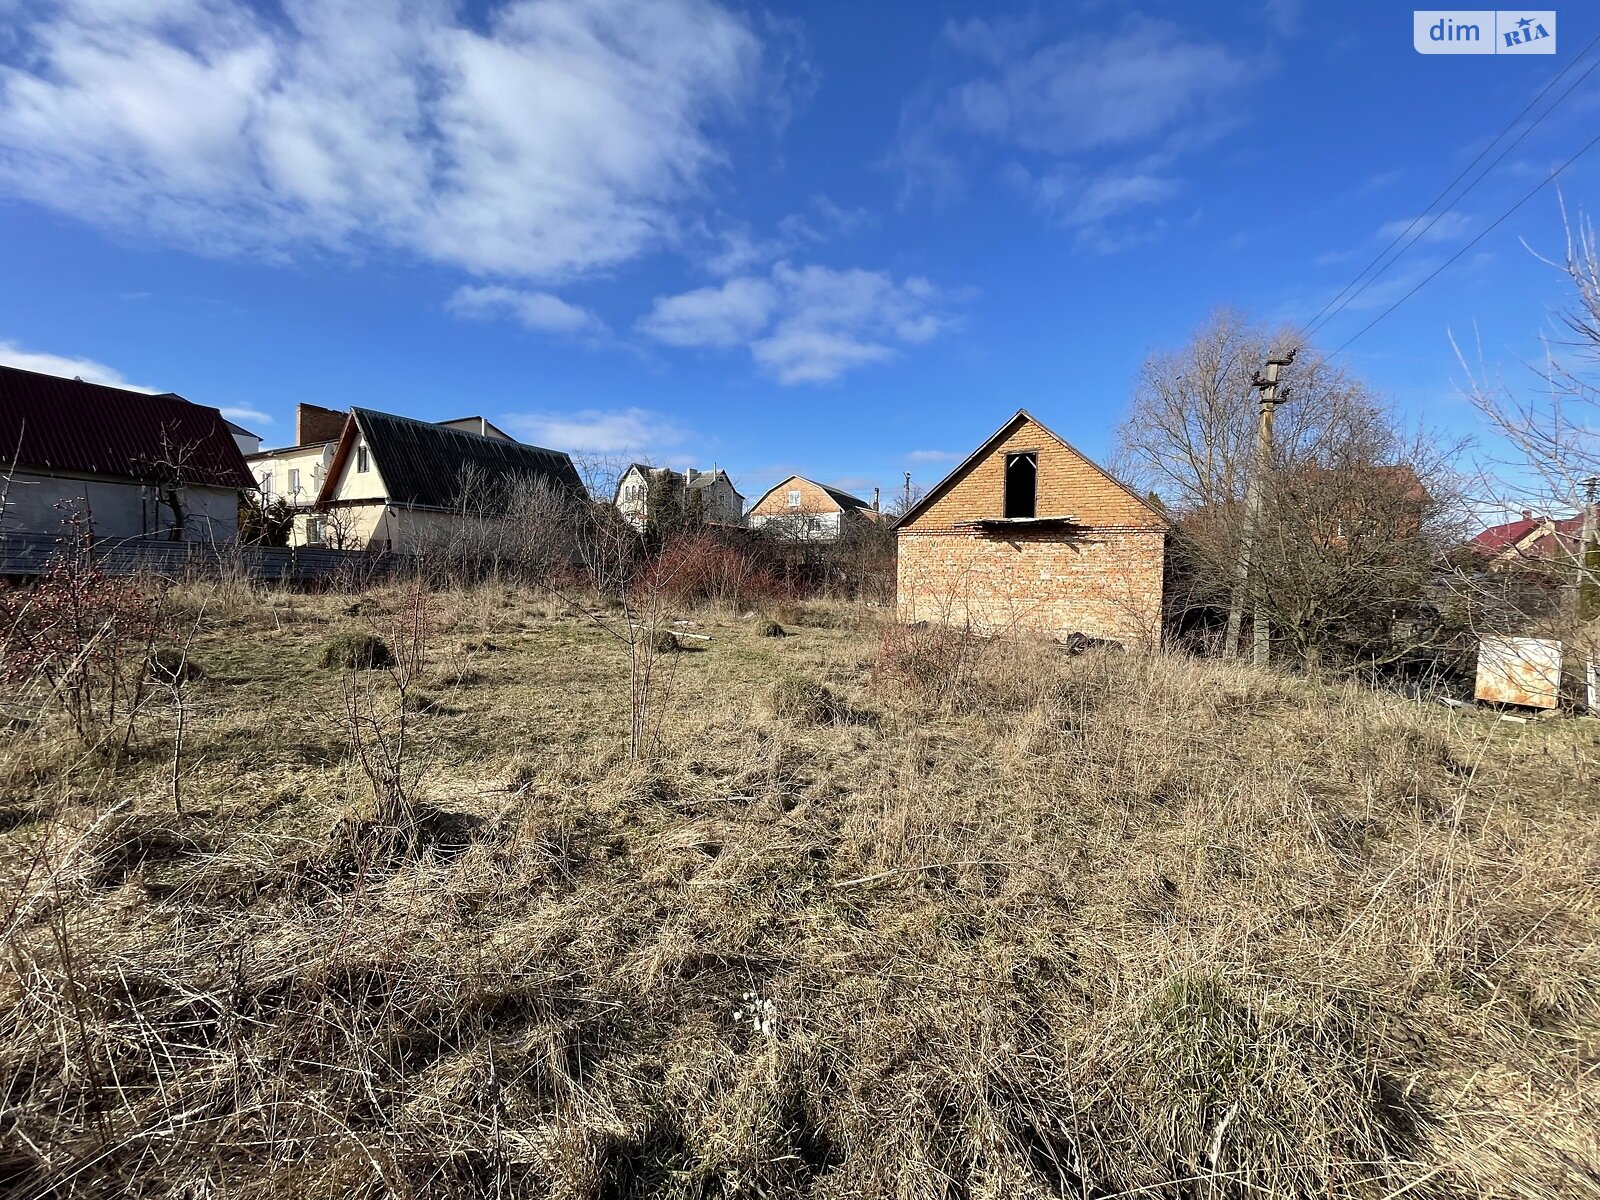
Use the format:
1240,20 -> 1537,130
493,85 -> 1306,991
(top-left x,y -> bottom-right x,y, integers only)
639,261 -> 956,384
895,15 -> 1250,251
501,407 -> 686,456
0,340 -> 158,392
1263,0 -> 1303,36
701,195 -> 875,277
906,449 -> 958,463
637,277 -> 777,347
1377,212 -> 1473,244
1014,166 -> 1180,248
221,405 -> 273,427
0,0 -> 779,281
447,285 -> 605,336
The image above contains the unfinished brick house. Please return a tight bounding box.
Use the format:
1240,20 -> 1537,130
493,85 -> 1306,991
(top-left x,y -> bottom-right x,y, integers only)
893,410 -> 1168,646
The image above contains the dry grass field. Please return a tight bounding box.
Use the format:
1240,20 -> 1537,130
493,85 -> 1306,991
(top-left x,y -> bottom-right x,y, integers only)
2,579 -> 1598,1199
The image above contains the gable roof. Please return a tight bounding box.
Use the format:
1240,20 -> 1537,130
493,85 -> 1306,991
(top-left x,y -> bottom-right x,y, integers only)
613,464 -> 745,503
749,474 -> 873,515
1472,511 -> 1584,556
613,462 -> 655,502
317,407 -> 583,509
687,468 -> 741,496
0,363 -> 256,489
891,408 -> 1165,531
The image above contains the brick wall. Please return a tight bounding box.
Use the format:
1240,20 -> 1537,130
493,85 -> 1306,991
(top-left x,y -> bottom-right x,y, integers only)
896,413 -> 1166,646
749,476 -> 845,518
296,402 -> 347,446
904,416 -> 1155,530
897,528 -> 1164,645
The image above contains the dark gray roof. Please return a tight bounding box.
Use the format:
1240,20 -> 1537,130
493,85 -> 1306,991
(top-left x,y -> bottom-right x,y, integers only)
687,469 -> 740,496
345,407 -> 583,509
816,480 -> 871,510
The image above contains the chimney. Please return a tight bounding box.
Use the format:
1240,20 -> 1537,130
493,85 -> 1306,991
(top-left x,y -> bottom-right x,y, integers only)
297,402 -> 348,445
1521,509 -> 1533,522
872,486 -> 880,512
684,467 -> 698,485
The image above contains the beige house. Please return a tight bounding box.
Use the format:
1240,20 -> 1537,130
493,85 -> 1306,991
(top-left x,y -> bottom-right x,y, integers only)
614,464 -> 744,529
246,404 -> 346,546
894,410 -> 1167,647
311,406 -> 582,553
747,475 -> 881,542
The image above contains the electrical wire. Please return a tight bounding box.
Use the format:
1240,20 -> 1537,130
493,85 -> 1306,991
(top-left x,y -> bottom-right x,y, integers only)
1303,31 -> 1600,341
1328,125 -> 1600,358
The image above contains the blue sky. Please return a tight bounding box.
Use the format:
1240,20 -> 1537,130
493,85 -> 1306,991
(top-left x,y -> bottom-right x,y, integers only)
1,0 -> 1597,505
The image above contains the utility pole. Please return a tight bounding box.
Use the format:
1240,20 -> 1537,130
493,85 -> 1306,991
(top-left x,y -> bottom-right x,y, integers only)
903,471 -> 912,514
1583,476 -> 1599,714
1224,348 -> 1296,664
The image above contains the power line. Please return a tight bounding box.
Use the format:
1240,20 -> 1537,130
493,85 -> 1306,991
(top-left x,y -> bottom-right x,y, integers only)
1308,50 -> 1600,339
1302,31 -> 1600,341
1328,126 -> 1600,359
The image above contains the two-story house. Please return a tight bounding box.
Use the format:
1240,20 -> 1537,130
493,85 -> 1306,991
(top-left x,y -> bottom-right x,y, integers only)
614,464 -> 744,529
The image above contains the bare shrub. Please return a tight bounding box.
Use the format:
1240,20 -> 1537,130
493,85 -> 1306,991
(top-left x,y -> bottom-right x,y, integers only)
0,507 -> 172,749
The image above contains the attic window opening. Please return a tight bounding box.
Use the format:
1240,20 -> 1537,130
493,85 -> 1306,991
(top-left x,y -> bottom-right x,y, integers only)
356,445 -> 370,473
787,489 -> 801,508
1004,452 -> 1037,519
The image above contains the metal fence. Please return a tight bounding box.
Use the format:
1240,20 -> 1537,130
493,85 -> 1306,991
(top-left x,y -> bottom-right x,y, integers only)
0,531 -> 401,584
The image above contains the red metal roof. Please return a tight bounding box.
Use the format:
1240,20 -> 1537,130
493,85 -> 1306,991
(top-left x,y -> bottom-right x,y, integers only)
0,364 -> 255,489
1472,512 -> 1584,556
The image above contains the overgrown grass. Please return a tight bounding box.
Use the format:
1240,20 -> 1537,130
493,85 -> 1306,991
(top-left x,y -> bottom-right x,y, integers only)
1,581 -> 1596,1199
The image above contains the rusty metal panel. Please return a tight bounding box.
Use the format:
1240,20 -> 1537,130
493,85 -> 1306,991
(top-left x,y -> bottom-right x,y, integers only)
1475,636 -> 1563,708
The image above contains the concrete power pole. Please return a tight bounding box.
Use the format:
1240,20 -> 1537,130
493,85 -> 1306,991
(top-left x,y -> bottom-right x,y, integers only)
1223,348 -> 1297,664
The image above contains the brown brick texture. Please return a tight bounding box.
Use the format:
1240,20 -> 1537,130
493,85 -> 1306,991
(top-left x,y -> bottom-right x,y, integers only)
896,415 -> 1166,646
749,476 -> 845,517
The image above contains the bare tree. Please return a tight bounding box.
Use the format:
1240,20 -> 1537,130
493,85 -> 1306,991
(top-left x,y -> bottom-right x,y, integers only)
1117,309 -> 1467,670
1454,201 -> 1600,616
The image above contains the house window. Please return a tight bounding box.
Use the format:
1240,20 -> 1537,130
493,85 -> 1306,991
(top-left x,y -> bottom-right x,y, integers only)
787,489 -> 801,508
287,468 -> 301,494
258,471 -> 273,499
357,445 -> 370,473
306,516 -> 325,544
1004,452 -> 1037,519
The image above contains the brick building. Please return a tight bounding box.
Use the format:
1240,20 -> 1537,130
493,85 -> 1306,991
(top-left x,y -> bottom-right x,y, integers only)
893,410 -> 1167,646
747,474 -> 881,541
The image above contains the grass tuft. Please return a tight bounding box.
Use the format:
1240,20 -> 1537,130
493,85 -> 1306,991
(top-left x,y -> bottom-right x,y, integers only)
317,629 -> 394,669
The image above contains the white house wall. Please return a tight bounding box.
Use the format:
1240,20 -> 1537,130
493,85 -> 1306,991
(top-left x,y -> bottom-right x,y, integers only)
2,470 -> 240,542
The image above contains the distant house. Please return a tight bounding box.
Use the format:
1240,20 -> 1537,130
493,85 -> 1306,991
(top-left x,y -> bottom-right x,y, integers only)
747,475 -> 881,542
225,420 -> 263,456
614,464 -> 744,529
247,403 -> 347,546
893,409 -> 1168,646
0,364 -> 255,542
1472,510 -> 1586,567
310,406 -> 583,552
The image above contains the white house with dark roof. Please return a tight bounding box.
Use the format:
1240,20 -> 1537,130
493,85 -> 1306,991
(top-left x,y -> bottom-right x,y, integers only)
310,406 -> 583,552
614,464 -> 744,529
